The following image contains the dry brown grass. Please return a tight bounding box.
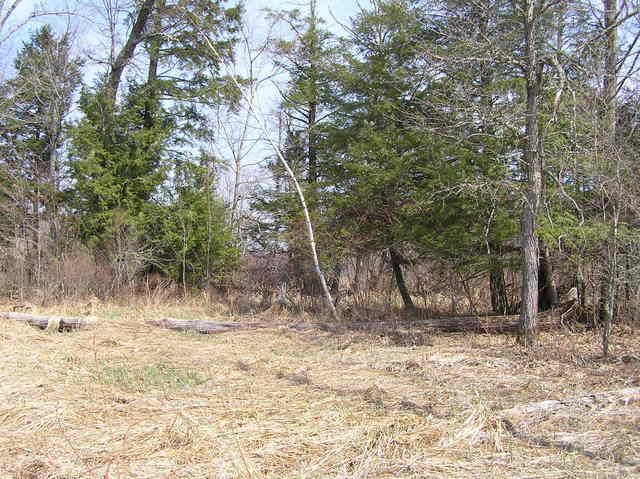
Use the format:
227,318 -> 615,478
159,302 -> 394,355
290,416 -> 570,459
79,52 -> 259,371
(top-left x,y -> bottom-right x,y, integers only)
0,297 -> 638,478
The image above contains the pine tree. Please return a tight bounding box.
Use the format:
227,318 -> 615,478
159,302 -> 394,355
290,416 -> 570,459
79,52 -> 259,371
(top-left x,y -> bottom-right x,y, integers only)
153,155 -> 239,289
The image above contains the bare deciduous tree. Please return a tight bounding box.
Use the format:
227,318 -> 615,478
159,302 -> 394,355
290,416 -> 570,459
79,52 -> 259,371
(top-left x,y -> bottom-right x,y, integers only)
191,18 -> 340,321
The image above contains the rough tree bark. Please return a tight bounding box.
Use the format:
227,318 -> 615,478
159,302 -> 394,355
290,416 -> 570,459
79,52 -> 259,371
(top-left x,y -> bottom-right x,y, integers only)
600,0 -> 618,357
296,1 -> 324,297
307,99 -> 318,185
518,0 -> 544,346
490,257 -> 509,315
142,0 -> 162,129
147,306 -> 571,335
0,312 -> 91,331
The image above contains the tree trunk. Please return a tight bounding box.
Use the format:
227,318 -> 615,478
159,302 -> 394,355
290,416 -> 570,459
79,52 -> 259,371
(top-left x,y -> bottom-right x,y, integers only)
196,12 -> 341,321
105,0 -> 155,106
302,3 -> 320,295
390,248 -> 415,310
538,244 -> 559,311
490,261 -> 509,315
576,263 -> 587,308
518,0 -> 544,346
600,263 -> 616,356
143,1 -> 162,129
329,262 -> 342,306
306,0 -> 319,185
625,252 -> 631,308
301,267 -> 323,296
307,100 -> 318,184
600,0 -> 619,357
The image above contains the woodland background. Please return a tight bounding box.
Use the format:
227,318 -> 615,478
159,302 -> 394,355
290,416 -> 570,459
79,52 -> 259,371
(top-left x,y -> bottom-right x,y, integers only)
1,0 -> 640,347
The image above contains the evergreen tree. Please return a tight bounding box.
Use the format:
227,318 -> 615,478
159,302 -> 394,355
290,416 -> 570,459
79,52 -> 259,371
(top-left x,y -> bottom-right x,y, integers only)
266,0 -> 336,186
322,0 -> 509,309
68,84 -> 169,245
68,0 -> 242,285
0,25 -> 82,218
252,0 -> 342,295
0,24 -> 82,289
153,156 -> 239,288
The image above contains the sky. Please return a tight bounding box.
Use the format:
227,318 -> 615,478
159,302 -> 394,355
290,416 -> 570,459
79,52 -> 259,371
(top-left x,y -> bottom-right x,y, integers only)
0,0 -> 369,78
0,0 -> 371,200
224,0 -> 372,201
243,0 -> 367,30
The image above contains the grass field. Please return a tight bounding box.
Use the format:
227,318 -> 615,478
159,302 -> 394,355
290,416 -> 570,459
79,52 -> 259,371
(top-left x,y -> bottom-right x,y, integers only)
0,298 -> 638,478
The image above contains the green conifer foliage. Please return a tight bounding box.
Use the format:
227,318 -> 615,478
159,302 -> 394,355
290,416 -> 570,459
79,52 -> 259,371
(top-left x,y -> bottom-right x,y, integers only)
68,85 -> 169,244
0,25 -> 82,217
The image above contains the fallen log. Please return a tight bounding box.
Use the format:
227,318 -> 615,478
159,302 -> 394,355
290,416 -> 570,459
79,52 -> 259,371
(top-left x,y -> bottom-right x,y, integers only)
146,318 -> 331,334
145,318 -> 279,334
343,301 -> 578,333
0,312 -> 91,332
501,387 -> 640,427
146,308 -> 567,336
345,315 -> 524,333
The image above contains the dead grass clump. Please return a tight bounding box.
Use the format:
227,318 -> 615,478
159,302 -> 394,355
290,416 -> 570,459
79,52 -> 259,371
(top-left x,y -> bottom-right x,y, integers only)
15,460 -> 50,479
157,413 -> 197,450
362,385 -> 389,407
10,302 -> 37,313
140,279 -> 179,310
235,360 -> 252,371
276,369 -> 312,386
336,425 -> 399,477
339,303 -> 396,322
384,360 -> 423,373
439,402 -> 508,453
398,399 -> 434,417
382,329 -> 431,347
228,293 -> 266,315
